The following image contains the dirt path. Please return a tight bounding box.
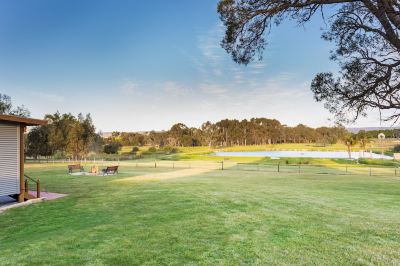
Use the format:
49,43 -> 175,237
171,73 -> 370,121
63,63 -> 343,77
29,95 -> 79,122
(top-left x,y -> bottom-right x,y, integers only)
114,168 -> 212,183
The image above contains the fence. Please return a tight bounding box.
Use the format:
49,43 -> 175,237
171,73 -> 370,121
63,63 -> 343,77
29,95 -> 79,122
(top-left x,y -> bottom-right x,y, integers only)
234,162 -> 399,176
26,158 -> 400,177
142,161 -> 399,176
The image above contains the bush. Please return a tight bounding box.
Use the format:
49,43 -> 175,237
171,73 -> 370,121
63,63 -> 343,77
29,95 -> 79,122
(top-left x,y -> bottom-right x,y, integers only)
162,146 -> 178,154
358,158 -> 398,167
148,147 -> 157,153
53,151 -> 65,160
103,142 -> 122,154
393,145 -> 400,153
131,146 -> 139,154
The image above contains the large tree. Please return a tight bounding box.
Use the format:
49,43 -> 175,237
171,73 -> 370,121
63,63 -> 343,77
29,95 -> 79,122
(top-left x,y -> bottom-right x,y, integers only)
26,126 -> 52,160
218,0 -> 400,122
41,112 -> 98,159
0,93 -> 30,117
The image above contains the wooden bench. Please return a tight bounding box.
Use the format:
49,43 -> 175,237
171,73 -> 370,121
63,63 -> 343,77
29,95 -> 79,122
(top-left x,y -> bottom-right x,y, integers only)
68,164 -> 84,173
102,166 -> 119,175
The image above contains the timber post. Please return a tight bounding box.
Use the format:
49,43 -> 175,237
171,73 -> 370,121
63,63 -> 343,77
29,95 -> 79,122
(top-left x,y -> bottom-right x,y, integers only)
18,125 -> 26,202
37,178 -> 40,198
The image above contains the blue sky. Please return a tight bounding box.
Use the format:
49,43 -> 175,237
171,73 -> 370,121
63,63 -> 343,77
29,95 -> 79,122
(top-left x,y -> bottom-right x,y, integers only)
0,0 -> 385,131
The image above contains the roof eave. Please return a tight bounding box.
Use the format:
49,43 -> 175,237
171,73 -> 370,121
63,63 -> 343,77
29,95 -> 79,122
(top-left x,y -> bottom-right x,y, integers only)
0,114 -> 47,126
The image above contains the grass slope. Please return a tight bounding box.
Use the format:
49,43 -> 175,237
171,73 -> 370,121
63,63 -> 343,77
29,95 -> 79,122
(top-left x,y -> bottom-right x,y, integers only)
1,164 -> 400,265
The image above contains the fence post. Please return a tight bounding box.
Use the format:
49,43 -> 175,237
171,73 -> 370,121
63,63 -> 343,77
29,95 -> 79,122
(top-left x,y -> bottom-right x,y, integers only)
345,166 -> 348,174
37,178 -> 40,198
277,163 -> 280,173
155,161 -> 157,168
369,167 -> 372,176
221,161 -> 224,170
173,163 -> 175,169
298,165 -> 301,174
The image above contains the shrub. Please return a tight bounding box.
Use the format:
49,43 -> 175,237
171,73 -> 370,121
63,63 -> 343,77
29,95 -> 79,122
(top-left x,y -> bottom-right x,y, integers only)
163,146 -> 178,154
131,146 -> 139,154
53,151 -> 65,160
393,145 -> 400,153
148,147 -> 157,153
103,142 -> 122,154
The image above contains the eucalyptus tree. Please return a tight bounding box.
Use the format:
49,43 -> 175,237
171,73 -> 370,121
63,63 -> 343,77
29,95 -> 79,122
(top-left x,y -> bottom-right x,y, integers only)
218,0 -> 400,122
26,126 -> 52,160
344,134 -> 358,159
357,130 -> 370,156
43,112 -> 97,159
201,121 -> 217,146
0,93 -> 30,117
169,123 -> 190,146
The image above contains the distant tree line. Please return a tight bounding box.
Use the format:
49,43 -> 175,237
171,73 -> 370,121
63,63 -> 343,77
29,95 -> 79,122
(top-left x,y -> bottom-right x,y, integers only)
358,129 -> 400,139
24,112 -> 400,159
108,118 -> 350,148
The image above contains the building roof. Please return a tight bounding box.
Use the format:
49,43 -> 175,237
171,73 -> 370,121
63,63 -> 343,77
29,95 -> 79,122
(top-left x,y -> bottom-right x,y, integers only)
0,114 -> 47,126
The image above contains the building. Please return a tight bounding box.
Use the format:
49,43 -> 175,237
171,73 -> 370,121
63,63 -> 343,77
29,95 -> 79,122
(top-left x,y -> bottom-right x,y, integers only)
0,114 -> 47,202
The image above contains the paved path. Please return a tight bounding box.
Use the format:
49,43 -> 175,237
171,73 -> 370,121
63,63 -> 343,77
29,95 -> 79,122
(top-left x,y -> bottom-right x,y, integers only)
0,192 -> 67,214
28,191 -> 67,200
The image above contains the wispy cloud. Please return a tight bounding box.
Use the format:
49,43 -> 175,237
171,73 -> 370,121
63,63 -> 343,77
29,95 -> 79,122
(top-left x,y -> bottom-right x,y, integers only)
192,23 -> 271,92
196,24 -> 226,79
120,81 -> 138,96
162,81 -> 190,96
32,91 -> 64,102
199,83 -> 228,95
249,62 -> 266,69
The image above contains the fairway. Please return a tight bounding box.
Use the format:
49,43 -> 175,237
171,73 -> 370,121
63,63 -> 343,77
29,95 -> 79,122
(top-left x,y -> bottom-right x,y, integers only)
1,163 -> 400,265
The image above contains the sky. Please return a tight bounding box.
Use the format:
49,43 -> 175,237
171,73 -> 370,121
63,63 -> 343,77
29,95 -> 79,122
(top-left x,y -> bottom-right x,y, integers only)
0,0 -> 390,132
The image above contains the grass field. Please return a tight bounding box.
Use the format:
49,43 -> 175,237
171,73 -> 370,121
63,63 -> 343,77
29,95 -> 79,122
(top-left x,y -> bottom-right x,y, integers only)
115,142 -> 400,166
1,162 -> 400,265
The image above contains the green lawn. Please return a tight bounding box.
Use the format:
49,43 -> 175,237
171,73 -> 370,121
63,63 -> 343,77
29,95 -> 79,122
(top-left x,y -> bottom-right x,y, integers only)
118,143 -> 399,168
1,163 -> 400,265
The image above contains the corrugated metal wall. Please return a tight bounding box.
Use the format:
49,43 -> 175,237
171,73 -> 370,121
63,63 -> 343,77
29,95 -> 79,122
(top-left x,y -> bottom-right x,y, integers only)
0,122 -> 20,196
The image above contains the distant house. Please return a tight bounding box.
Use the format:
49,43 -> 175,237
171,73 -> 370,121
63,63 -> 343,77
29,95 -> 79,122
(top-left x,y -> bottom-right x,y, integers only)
0,114 -> 47,202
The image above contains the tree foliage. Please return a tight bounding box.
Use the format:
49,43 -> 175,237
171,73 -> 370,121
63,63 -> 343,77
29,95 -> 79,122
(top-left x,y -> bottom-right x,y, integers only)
0,93 -> 30,117
393,144 -> 400,152
110,118 -> 349,148
26,112 -> 99,159
26,126 -> 52,159
103,142 -> 122,154
218,0 -> 400,122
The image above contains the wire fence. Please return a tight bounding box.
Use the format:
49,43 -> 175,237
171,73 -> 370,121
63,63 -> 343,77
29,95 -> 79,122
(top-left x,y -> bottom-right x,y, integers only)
233,162 -> 400,176
26,158 -> 400,177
